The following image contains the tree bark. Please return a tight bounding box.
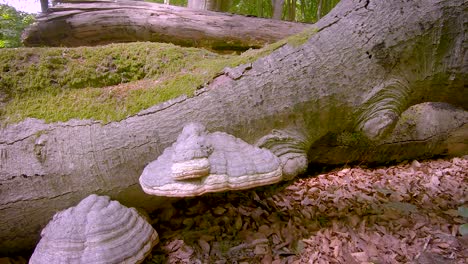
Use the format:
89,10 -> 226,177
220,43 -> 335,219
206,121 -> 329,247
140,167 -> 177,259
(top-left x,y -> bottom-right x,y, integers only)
272,0 -> 285,20
40,0 -> 49,13
22,0 -> 308,52
317,0 -> 323,20
2,0 -> 467,255
187,0 -> 231,12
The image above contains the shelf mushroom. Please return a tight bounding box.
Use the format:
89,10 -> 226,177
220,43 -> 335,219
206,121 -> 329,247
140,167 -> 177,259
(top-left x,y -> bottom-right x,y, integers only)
29,194 -> 159,264
139,123 -> 283,197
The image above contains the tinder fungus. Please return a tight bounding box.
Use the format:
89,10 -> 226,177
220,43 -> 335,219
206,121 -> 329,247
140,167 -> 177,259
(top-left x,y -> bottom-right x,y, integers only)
139,123 -> 282,197
29,194 -> 159,264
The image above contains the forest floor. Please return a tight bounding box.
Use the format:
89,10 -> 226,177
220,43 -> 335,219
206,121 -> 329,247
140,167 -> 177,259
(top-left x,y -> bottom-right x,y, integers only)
1,157 -> 466,264
146,156 -> 467,264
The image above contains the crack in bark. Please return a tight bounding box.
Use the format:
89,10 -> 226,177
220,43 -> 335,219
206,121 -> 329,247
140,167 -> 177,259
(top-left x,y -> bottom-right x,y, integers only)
0,135 -> 36,146
1,173 -> 45,182
0,191 -> 73,209
136,95 -> 188,117
0,121 -> 101,146
317,19 -> 340,33
378,122 -> 467,146
77,139 -> 157,157
363,0 -> 370,10
363,33 -> 376,46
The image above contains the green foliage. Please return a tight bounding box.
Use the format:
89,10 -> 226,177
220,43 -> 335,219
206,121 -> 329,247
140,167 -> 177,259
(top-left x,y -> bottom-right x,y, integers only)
145,0 -> 188,7
228,0 -> 340,22
145,0 -> 339,23
229,0 -> 273,18
0,4 -> 35,48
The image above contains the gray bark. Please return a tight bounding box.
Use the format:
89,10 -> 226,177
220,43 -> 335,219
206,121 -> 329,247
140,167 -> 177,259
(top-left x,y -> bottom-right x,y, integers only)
22,0 -> 307,51
272,0 -> 285,20
2,0 -> 467,255
317,0 -> 323,20
188,0 -> 231,12
40,0 -> 49,13
188,0 -> 210,10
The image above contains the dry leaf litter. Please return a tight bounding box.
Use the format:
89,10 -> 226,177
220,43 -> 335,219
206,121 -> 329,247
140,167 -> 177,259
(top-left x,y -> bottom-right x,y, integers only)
145,157 -> 467,264
1,157 -> 466,264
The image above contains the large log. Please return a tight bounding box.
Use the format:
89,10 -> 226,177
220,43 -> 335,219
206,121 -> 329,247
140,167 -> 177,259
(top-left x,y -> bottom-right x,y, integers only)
22,0 -> 310,51
2,0 -> 467,255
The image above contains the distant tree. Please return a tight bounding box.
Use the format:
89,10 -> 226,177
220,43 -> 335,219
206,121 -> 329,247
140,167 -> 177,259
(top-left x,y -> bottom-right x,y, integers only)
187,0 -> 231,11
228,0 -> 272,18
146,0 -> 339,22
0,4 -> 35,48
271,0 -> 284,19
40,0 -> 49,12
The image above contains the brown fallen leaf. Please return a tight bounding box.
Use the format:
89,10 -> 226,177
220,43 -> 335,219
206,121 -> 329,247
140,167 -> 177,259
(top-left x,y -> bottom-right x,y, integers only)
198,239 -> 210,254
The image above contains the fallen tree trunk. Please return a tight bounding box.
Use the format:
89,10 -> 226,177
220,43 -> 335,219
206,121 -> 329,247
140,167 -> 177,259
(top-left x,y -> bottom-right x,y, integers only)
2,0 -> 467,255
22,0 -> 310,51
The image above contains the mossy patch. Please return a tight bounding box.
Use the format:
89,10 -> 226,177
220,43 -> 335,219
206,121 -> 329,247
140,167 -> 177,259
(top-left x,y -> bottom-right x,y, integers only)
0,27 -> 318,124
337,131 -> 374,148
228,26 -> 319,66
0,42 -> 232,123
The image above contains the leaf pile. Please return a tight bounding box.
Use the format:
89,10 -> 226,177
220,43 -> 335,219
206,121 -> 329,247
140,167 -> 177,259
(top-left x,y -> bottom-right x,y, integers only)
146,157 -> 467,263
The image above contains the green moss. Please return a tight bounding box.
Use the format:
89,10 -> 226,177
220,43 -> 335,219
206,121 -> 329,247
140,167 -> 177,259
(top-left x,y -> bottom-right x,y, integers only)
0,28 -> 319,124
0,42 -> 231,123
225,27 -> 319,66
337,131 -> 374,148
284,27 -> 319,47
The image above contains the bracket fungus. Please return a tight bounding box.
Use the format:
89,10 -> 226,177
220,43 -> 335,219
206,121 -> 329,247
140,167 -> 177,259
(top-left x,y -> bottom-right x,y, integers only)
29,194 -> 159,264
139,123 -> 283,197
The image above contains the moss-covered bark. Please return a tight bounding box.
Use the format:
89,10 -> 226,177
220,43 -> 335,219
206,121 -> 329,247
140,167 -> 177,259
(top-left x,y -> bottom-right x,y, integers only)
1,27 -> 318,124
0,42 -> 232,123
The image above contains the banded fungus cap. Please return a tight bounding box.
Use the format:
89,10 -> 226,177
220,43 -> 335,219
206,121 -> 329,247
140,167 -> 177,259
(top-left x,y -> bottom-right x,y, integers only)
29,194 -> 159,264
171,122 -> 213,180
139,123 -> 283,197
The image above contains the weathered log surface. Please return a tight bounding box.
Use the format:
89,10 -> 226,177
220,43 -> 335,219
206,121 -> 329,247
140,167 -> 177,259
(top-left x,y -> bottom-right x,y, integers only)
22,0 -> 310,51
2,0 -> 467,255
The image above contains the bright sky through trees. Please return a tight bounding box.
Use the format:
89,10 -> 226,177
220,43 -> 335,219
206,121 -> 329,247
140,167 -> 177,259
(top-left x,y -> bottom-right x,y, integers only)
0,0 -> 41,13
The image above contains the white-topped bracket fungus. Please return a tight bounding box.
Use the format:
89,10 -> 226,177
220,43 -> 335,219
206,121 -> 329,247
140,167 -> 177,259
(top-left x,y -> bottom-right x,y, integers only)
139,123 -> 283,197
256,129 -> 309,180
171,123 -> 213,180
29,194 -> 159,264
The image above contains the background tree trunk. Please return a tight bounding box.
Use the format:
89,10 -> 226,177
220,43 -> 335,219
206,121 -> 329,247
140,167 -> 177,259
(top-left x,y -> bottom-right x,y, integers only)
22,0 -> 309,51
40,0 -> 49,12
272,0 -> 284,19
187,0 -> 232,13
317,0 -> 323,20
188,0 -> 211,10
2,0 -> 466,255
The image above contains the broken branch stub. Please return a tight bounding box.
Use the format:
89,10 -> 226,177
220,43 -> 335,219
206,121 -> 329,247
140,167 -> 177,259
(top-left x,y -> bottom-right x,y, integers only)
139,123 -> 283,197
